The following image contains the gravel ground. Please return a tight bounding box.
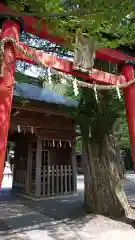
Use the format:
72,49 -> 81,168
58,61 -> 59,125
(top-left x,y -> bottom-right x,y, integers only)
66,214 -> 135,239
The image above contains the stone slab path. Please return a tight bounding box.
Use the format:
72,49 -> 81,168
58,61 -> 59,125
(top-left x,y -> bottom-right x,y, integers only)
0,199 -> 77,239
1,173 -> 135,239
1,199 -> 135,240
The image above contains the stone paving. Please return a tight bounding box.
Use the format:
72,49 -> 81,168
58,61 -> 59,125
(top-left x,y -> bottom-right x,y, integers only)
1,173 -> 135,239
0,197 -> 78,239
21,175 -> 85,221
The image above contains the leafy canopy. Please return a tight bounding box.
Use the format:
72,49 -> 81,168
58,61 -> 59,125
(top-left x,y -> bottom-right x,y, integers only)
5,0 -> 135,47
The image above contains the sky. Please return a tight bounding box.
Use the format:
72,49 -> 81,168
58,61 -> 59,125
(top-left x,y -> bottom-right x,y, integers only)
17,33 -> 74,79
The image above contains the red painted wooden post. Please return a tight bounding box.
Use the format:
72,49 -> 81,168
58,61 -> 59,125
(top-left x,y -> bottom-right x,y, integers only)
121,64 -> 135,172
0,19 -> 20,188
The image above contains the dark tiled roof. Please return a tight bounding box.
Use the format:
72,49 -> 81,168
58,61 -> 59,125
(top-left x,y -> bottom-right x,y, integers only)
14,82 -> 78,107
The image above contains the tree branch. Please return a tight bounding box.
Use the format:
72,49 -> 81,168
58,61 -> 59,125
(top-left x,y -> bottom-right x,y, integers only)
2,9 -> 123,19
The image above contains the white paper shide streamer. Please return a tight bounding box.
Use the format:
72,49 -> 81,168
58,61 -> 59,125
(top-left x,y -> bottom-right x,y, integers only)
48,67 -> 52,84
116,82 -> 121,100
73,79 -> 79,96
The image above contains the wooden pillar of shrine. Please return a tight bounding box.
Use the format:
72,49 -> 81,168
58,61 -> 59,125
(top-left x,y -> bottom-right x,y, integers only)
26,143 -> 32,194
72,139 -> 77,192
35,137 -> 42,197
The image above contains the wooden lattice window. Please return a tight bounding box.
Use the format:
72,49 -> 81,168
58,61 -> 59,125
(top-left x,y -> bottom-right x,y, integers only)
95,59 -> 119,75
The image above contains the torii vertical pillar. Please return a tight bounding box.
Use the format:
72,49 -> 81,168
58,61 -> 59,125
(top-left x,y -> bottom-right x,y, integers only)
121,63 -> 135,172
0,19 -> 20,188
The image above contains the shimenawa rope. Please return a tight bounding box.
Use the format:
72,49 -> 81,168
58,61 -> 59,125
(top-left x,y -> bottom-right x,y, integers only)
0,37 -> 135,91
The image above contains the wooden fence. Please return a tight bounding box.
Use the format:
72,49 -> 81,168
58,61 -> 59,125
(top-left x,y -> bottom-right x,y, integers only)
14,165 -> 73,197
41,165 -> 73,196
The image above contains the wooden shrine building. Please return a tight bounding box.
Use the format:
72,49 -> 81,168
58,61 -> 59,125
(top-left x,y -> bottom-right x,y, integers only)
8,80 -> 77,198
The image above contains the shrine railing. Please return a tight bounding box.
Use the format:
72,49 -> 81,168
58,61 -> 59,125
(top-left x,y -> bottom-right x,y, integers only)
41,165 -> 73,196
14,165 -> 74,197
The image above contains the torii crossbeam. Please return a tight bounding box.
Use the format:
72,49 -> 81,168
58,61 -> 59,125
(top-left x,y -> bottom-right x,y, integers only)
0,1 -> 135,186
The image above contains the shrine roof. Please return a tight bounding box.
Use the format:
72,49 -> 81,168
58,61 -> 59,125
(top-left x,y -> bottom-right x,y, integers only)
13,82 -> 78,107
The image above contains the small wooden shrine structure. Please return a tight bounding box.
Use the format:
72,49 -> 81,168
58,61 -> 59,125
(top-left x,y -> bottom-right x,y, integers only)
8,81 -> 77,198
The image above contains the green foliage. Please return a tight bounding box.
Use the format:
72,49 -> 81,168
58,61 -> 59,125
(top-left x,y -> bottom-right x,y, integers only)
5,0 -> 135,47
77,87 -> 123,142
42,81 -> 69,96
15,72 -> 43,86
119,111 -> 130,148
76,136 -> 82,152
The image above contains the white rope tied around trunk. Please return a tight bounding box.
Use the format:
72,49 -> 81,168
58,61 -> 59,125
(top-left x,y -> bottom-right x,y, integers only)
0,37 -> 135,91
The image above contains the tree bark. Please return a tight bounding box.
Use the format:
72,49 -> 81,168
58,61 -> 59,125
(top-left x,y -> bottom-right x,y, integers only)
82,135 -> 130,218
115,149 -> 125,179
112,119 -> 125,179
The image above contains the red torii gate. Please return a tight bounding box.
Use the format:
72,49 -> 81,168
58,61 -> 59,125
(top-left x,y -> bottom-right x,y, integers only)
0,2 -> 135,186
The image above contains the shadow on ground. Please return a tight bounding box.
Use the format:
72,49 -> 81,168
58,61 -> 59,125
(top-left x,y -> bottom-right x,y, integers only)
0,197 -> 94,239
1,174 -> 135,239
0,201 -> 135,240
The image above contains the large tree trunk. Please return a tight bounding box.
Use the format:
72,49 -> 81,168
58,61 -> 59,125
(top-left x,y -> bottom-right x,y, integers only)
82,135 -> 130,218
115,149 -> 125,179
112,118 -> 125,179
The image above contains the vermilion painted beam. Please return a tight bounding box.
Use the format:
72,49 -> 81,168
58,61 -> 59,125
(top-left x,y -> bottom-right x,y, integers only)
96,48 -> 135,64
16,42 -> 126,85
0,3 -> 134,65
